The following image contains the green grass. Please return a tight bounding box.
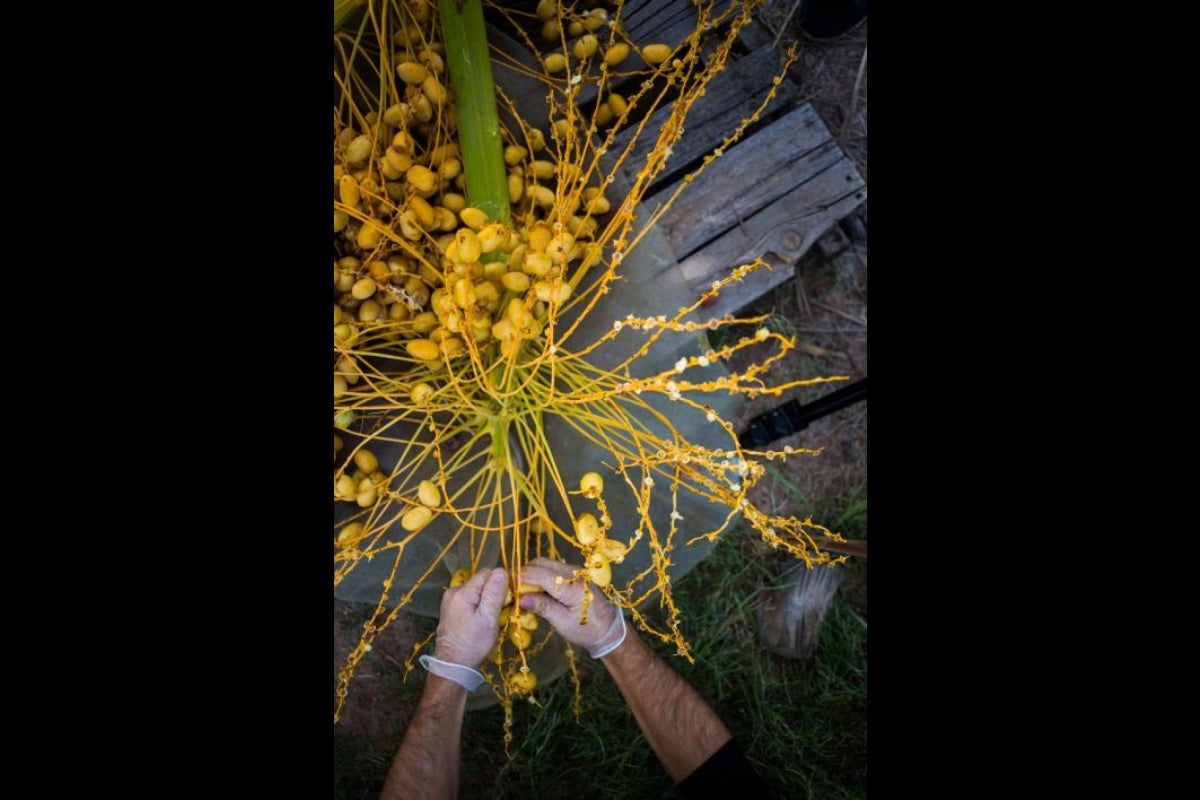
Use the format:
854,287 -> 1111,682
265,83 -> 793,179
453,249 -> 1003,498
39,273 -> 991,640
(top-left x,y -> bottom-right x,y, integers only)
334,735 -> 399,800
334,526 -> 867,799
831,484 -> 867,538
763,463 -> 867,539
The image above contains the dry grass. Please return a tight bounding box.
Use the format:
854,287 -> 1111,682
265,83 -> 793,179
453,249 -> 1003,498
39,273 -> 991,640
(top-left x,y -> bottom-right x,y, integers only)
728,241 -> 867,543
760,2 -> 868,179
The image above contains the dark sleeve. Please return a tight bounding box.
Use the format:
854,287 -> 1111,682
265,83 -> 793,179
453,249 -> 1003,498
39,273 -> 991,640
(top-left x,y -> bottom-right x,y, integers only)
672,739 -> 773,799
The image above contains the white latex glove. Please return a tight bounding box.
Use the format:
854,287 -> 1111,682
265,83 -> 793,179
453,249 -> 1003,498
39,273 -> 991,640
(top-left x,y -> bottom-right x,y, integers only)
517,557 -> 627,659
419,567 -> 508,691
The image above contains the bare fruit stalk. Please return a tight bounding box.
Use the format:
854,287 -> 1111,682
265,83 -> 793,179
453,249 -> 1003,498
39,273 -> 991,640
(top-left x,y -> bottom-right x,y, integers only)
437,0 -> 511,225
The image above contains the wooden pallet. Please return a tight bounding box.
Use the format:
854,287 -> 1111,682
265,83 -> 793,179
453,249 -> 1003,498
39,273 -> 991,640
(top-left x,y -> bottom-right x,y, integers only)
490,0 -> 866,320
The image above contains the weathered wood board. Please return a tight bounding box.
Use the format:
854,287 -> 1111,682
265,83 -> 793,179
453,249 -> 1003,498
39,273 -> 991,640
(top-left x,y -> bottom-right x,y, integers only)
603,44 -> 800,197
676,148 -> 865,321
655,103 -> 840,257
490,0 -> 740,130
638,95 -> 866,320
616,0 -> 732,50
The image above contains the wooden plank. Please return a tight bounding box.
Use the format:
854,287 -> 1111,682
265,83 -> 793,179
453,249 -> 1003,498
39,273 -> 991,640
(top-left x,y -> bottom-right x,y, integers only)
677,155 -> 866,287
490,4 -> 762,160
602,45 -> 797,197
618,0 -> 732,48
565,0 -> 736,117
737,13 -> 774,50
652,103 -> 837,259
677,155 -> 866,320
487,2 -> 710,142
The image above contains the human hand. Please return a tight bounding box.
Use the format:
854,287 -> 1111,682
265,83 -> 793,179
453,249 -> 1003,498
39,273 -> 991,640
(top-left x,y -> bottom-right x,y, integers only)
517,557 -> 627,659
431,567 -> 508,670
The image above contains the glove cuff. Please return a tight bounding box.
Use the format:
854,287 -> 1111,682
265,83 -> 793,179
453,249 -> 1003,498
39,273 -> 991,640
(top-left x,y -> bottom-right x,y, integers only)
588,610 -> 628,659
418,655 -> 485,692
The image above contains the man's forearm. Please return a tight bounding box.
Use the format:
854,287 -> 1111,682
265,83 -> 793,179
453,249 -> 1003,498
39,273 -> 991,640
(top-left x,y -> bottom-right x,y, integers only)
601,627 -> 732,782
380,675 -> 468,800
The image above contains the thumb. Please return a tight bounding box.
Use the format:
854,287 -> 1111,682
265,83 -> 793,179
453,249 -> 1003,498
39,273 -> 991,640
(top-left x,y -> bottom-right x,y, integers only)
477,568 -> 509,619
520,591 -> 575,633
456,567 -> 491,607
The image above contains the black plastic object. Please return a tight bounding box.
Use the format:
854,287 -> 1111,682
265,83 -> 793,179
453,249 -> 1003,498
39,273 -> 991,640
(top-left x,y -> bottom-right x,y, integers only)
738,377 -> 867,448
796,0 -> 868,40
